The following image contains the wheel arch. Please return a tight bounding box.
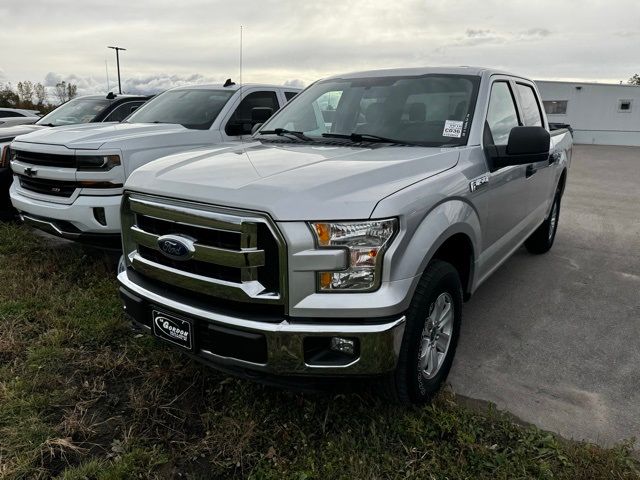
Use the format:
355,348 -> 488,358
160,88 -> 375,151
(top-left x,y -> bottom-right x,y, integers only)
391,199 -> 480,302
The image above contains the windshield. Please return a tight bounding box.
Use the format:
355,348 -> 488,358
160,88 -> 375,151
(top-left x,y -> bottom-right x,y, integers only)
260,74 -> 480,146
125,89 -> 235,130
36,98 -> 111,126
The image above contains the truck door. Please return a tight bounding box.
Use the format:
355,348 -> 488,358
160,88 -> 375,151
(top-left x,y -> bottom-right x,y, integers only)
513,82 -> 555,227
482,80 -> 530,267
221,89 -> 280,141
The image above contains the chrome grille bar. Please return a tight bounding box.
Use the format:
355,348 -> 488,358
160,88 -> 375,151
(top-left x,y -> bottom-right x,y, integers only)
131,254 -> 268,300
130,226 -> 265,268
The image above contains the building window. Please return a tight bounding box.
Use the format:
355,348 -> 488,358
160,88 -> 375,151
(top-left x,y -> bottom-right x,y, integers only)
618,100 -> 632,113
542,100 -> 568,115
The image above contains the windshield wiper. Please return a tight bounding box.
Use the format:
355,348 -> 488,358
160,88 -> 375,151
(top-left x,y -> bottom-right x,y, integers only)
38,123 -> 56,127
259,128 -> 313,142
322,132 -> 418,146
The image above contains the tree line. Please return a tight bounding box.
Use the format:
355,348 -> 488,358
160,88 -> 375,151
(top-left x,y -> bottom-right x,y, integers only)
0,80 -> 79,114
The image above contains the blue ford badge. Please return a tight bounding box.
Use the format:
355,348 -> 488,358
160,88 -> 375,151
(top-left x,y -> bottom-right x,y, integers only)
157,235 -> 196,261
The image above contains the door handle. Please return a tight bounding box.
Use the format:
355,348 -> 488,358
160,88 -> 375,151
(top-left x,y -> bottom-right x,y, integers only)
526,164 -> 537,178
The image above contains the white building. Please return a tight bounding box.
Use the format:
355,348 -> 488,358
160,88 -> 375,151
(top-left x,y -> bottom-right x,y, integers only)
536,80 -> 640,146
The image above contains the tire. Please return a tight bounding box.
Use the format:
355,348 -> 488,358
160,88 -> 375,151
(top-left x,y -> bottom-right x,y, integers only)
385,259 -> 463,405
524,189 -> 561,254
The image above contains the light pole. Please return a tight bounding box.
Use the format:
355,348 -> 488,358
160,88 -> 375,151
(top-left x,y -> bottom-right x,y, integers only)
107,46 -> 126,94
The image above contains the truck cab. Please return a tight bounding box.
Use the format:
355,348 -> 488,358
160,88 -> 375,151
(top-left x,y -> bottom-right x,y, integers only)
8,83 -> 300,245
117,67 -> 571,403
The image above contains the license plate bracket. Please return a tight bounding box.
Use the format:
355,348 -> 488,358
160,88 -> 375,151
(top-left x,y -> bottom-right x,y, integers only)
152,309 -> 193,351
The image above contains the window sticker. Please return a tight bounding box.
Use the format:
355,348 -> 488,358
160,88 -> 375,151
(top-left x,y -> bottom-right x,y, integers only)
442,120 -> 463,138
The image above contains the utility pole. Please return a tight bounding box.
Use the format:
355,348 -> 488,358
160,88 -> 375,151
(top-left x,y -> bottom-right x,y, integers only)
107,46 -> 126,94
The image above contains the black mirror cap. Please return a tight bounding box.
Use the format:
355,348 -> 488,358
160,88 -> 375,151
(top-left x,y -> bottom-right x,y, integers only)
251,107 -> 273,124
506,126 -> 550,156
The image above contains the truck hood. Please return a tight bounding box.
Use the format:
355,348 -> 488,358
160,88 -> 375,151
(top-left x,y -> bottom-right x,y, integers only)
127,141 -> 460,220
0,124 -> 46,142
13,122 -> 194,150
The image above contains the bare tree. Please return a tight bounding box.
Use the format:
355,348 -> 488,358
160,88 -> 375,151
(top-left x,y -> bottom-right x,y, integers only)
628,74 -> 640,86
17,81 -> 35,107
53,81 -> 78,104
34,83 -> 47,106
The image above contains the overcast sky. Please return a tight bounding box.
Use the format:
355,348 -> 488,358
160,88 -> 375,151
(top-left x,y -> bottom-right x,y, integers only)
1,0 -> 639,96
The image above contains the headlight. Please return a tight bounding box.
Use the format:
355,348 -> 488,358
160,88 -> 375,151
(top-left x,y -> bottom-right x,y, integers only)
77,154 -> 121,170
310,218 -> 397,292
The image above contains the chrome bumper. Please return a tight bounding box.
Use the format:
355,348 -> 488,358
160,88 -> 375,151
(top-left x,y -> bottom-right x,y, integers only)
118,270 -> 406,376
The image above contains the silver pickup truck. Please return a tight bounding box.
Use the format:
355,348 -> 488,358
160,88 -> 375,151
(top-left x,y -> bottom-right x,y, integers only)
117,67 -> 572,404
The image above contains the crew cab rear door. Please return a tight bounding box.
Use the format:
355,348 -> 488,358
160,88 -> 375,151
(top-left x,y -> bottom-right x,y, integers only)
512,81 -> 555,225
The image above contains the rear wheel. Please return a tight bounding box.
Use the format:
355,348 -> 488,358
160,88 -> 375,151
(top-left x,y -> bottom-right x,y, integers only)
386,260 -> 463,405
525,189 -> 561,254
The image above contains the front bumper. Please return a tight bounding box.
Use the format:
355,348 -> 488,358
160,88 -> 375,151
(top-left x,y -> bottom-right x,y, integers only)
118,269 -> 406,377
10,186 -> 122,247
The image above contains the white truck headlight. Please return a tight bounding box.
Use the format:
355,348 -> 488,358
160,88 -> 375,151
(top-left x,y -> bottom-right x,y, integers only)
310,219 -> 397,292
77,154 -> 121,171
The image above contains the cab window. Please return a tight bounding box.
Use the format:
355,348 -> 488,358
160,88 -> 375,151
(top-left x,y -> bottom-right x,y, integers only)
225,91 -> 279,136
516,84 -> 543,127
486,82 -> 519,146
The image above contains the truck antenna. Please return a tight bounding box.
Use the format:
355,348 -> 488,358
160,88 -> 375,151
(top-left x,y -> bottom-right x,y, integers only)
105,57 -> 110,93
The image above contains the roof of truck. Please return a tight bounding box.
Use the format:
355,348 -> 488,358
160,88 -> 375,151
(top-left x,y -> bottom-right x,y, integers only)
166,83 -> 301,91
324,66 -> 518,79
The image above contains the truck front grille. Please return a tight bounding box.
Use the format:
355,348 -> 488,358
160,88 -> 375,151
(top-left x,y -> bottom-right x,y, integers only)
13,149 -> 76,168
122,194 -> 286,312
17,174 -> 76,197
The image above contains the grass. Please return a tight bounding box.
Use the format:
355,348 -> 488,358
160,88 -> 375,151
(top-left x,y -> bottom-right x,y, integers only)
0,223 -> 638,479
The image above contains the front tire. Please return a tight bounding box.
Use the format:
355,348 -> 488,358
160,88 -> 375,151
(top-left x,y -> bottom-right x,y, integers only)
525,189 -> 561,254
386,260 -> 463,405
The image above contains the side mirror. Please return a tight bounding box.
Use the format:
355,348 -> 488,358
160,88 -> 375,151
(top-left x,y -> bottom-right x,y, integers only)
251,123 -> 263,135
491,126 -> 550,170
251,107 -> 273,124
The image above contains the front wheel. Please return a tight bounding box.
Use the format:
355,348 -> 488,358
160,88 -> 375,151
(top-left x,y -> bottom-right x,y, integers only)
385,260 -> 463,405
525,190 -> 561,254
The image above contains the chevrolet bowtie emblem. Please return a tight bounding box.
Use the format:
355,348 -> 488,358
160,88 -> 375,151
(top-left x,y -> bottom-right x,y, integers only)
24,167 -> 38,177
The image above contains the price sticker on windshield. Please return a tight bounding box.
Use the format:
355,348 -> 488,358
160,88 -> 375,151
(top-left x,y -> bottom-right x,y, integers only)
442,120 -> 463,138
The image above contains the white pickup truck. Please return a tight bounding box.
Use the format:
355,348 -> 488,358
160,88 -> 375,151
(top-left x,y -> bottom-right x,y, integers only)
9,82 -> 300,246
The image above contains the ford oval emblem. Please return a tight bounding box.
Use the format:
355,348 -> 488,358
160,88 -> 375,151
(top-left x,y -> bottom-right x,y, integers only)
156,235 -> 196,261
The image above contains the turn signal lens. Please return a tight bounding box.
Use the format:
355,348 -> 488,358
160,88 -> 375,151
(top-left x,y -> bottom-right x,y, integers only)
313,223 -> 331,246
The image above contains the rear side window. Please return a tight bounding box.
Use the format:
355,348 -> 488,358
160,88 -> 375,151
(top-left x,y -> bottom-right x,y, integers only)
225,91 -> 279,136
486,82 -> 519,146
284,91 -> 298,101
0,111 -> 24,118
103,101 -> 145,122
516,84 -> 543,126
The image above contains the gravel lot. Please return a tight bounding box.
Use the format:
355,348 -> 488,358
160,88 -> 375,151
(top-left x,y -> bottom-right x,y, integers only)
450,144 -> 640,448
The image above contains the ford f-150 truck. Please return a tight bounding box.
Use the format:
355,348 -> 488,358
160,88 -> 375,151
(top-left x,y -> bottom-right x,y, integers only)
0,93 -> 150,220
117,67 -> 572,403
8,83 -> 300,245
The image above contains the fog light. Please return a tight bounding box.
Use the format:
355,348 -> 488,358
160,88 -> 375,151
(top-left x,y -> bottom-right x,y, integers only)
93,207 -> 107,226
330,337 -> 356,356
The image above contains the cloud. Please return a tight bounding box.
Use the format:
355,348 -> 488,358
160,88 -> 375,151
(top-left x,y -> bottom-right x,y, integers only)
1,0 -> 639,87
283,79 -> 306,88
